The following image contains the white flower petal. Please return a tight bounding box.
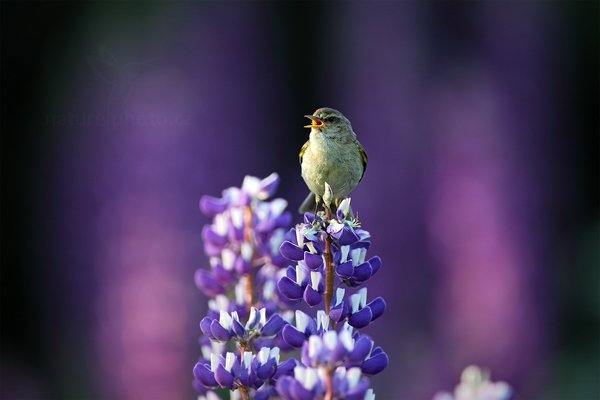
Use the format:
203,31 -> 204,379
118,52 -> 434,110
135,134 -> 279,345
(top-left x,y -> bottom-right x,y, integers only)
310,271 -> 322,290
346,367 -> 362,388
341,246 -> 350,263
335,288 -> 345,306
219,310 -> 232,330
295,310 -> 310,333
225,352 -> 236,372
323,330 -> 337,350
230,207 -> 244,229
210,353 -> 219,372
221,248 -> 236,270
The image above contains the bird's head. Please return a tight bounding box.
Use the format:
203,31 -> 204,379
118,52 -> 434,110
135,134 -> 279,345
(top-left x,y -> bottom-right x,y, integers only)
304,107 -> 355,140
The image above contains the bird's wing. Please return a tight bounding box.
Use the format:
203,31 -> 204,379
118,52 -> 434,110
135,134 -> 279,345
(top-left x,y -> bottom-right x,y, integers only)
356,141 -> 368,181
299,140 -> 310,165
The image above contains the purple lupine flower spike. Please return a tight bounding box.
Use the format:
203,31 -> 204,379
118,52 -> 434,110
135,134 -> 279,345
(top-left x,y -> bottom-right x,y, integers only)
193,174 -> 295,398
433,365 -> 514,400
273,198 -> 388,398
195,175 -> 387,398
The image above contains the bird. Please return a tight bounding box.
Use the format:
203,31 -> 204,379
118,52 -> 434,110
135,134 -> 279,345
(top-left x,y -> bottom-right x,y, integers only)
298,107 -> 368,213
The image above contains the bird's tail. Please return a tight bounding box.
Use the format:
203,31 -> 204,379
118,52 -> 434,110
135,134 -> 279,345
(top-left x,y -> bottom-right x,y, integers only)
298,192 -> 320,214
298,193 -> 355,217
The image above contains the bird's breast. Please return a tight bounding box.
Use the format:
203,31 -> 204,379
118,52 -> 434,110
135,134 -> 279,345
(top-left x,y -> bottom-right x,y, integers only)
301,136 -> 363,199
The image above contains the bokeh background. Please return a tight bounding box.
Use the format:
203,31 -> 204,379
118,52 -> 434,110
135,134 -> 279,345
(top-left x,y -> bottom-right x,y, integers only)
1,1 -> 598,399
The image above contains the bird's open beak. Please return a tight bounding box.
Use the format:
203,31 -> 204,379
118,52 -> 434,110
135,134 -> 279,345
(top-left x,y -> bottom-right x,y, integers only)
304,115 -> 325,129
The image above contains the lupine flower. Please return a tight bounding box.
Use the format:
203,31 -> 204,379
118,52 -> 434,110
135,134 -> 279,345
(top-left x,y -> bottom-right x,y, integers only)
278,199 -> 383,304
276,365 -> 374,400
194,174 -> 295,397
193,347 -> 296,391
274,197 -> 388,399
195,175 -> 387,399
193,336 -> 226,395
433,365 -> 514,400
195,173 -> 292,310
281,310 -> 329,348
299,329 -> 389,376
199,307 -> 286,343
329,288 -> 386,329
277,264 -> 325,306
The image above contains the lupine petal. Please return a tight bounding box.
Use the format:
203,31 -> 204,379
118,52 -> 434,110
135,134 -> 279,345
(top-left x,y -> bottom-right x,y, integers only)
348,307 -> 373,329
352,262 -> 373,282
199,195 -> 228,216
256,357 -> 277,380
255,386 -> 278,400
368,256 -> 382,275
193,363 -> 218,387
231,318 -> 246,338
304,252 -> 323,270
235,361 -> 253,386
336,260 -> 354,279
345,378 -> 370,400
257,172 -> 280,199
214,364 -> 234,388
349,336 -> 374,362
260,314 -> 286,337
199,317 -> 213,337
277,276 -> 304,300
234,257 -> 252,274
275,377 -> 294,398
327,221 -> 345,238
303,212 -> 316,224
303,285 -> 323,307
361,351 -> 389,375
201,225 -> 228,247
329,302 -> 348,323
255,216 -> 274,232
203,241 -> 223,257
290,379 -> 315,400
337,198 -> 352,220
210,320 -> 231,342
330,340 -> 350,364
213,263 -> 234,284
191,379 -> 205,394
246,307 -> 259,330
370,347 -> 383,356
274,358 -> 298,379
337,226 -> 360,246
368,297 -> 386,321
194,270 -> 224,297
285,266 -> 296,280
275,212 -> 293,229
281,325 -> 307,348
280,241 -> 305,261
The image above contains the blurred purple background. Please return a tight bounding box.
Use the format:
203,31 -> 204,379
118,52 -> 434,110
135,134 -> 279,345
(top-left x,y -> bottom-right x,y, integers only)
1,2 -> 598,399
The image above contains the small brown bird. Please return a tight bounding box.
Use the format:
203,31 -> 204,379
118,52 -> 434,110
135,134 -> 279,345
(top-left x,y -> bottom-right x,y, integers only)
299,107 -> 368,213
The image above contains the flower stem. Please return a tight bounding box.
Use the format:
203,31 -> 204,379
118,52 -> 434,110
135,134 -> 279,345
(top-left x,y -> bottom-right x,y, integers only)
324,208 -> 334,316
244,206 -> 255,308
239,385 -> 250,400
325,367 -> 334,400
238,341 -> 252,400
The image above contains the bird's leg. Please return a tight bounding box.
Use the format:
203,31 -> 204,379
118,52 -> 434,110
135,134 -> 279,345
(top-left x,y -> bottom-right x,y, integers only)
314,194 -> 321,214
